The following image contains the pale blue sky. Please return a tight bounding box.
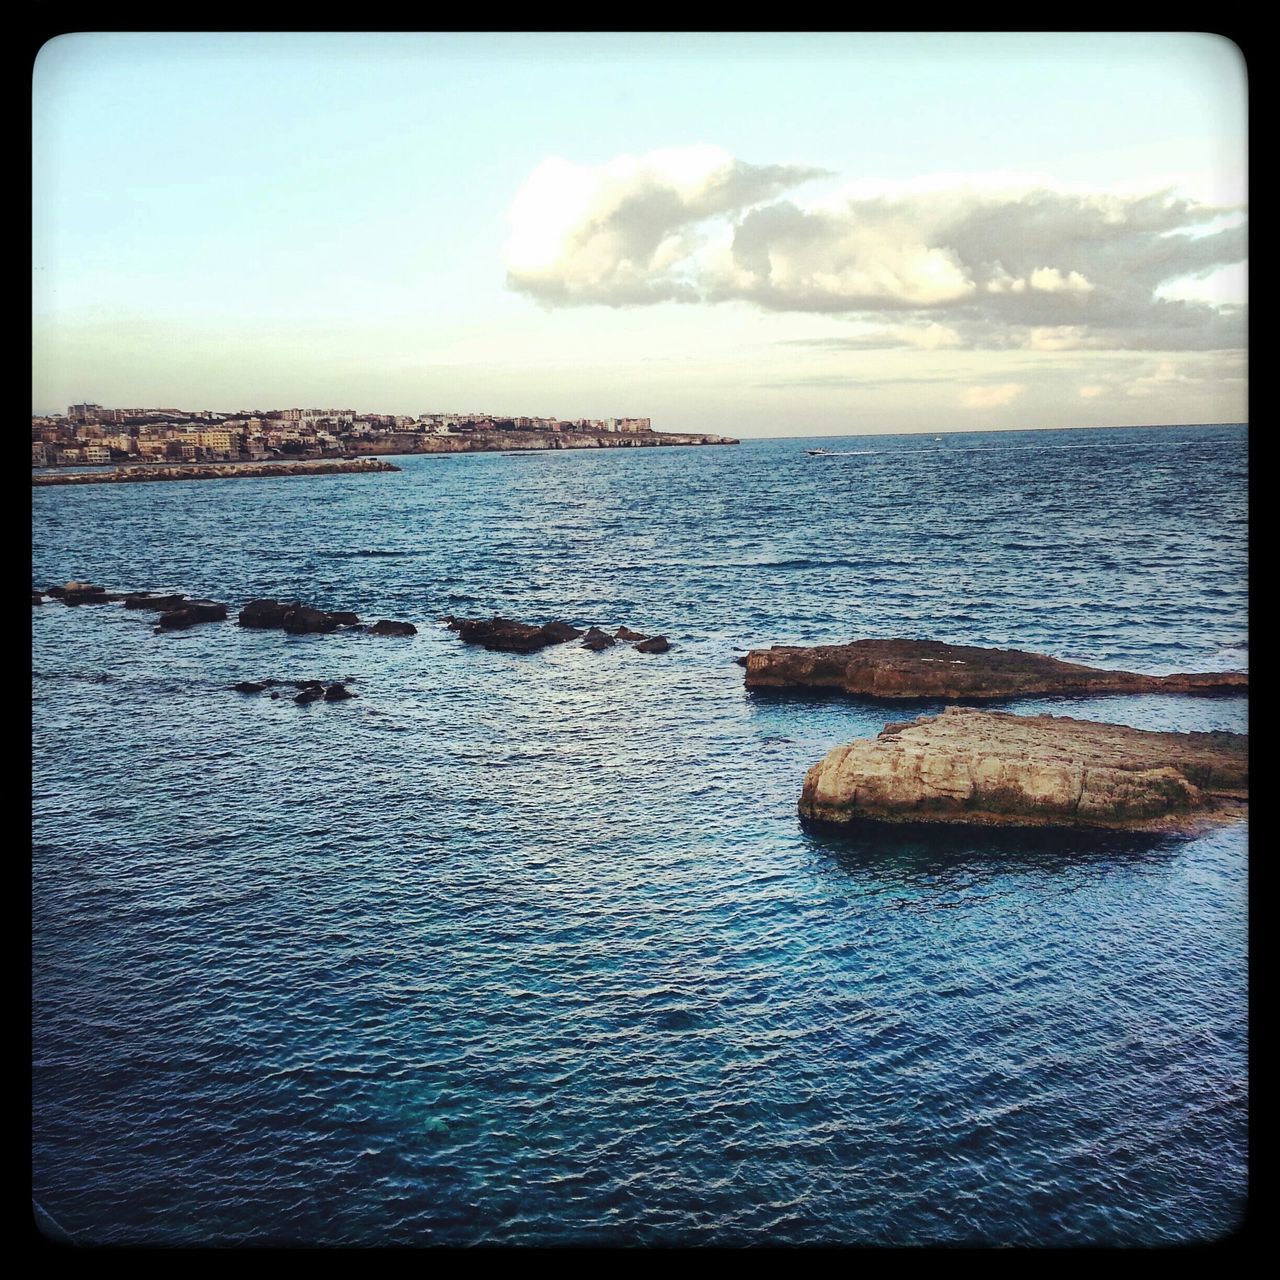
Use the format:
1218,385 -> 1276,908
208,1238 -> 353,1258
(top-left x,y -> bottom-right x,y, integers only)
33,32 -> 1247,434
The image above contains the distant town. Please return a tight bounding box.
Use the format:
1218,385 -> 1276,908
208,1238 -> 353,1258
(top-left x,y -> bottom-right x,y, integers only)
31,404 -> 685,467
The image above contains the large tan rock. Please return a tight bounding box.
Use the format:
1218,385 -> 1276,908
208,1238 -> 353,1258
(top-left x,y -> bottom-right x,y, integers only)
798,708 -> 1248,832
746,638 -> 1246,700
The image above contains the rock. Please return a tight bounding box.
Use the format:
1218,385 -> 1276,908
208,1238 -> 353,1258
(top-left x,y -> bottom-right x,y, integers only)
124,593 -> 187,611
155,601 -> 228,629
61,583 -> 114,605
282,605 -> 340,635
45,586 -> 66,598
541,620 -> 583,643
615,626 -> 648,641
744,638 -> 1248,701
32,593 -> 43,606
581,627 -> 616,651
444,616 -> 580,653
323,683 -> 357,701
733,655 -> 748,667
292,680 -> 325,691
294,687 -> 323,704
798,707 -> 1248,833
634,635 -> 671,653
366,620 -> 417,636
238,599 -> 301,629
231,680 -> 273,693
330,611 -> 361,627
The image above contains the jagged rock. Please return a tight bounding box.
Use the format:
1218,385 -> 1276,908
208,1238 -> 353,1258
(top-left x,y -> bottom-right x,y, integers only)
124,593 -> 187,611
323,683 -> 356,701
634,636 -> 671,653
156,601 -> 228,629
615,626 -> 648,641
366,620 -> 417,636
581,627 -> 616,651
238,599 -> 301,629
745,638 -> 1248,701
798,707 -> 1248,833
444,615 -> 580,653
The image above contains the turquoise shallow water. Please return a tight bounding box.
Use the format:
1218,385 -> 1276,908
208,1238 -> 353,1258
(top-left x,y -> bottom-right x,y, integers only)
32,424 -> 1247,1245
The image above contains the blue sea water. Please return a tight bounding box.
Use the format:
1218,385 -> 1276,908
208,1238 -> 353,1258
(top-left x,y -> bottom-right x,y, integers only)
31,424 -> 1248,1246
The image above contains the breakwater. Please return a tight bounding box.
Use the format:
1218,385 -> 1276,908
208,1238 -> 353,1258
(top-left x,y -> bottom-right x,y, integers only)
32,458 -> 401,486
343,429 -> 738,455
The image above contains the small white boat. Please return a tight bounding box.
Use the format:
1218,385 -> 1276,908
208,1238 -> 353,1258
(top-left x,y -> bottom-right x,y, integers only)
806,448 -> 833,456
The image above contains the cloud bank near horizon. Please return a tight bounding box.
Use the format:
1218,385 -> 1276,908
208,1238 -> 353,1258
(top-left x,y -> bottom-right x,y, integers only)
504,147 -> 1246,353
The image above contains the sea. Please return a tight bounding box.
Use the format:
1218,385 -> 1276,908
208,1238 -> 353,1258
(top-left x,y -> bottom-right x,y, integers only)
31,423 -> 1248,1247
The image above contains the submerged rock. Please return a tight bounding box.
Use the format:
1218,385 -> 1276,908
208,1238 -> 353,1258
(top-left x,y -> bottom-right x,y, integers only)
323,683 -> 357,701
798,707 -> 1248,833
745,638 -> 1247,701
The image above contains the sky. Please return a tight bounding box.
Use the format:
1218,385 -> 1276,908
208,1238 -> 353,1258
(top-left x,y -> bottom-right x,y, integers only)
32,32 -> 1247,436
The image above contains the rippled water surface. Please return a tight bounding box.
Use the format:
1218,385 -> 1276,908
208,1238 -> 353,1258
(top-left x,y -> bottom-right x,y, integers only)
32,425 -> 1248,1245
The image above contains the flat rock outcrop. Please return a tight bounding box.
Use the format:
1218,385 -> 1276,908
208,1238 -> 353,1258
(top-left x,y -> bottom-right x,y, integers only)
444,616 -> 582,653
746,638 -> 1246,701
798,707 -> 1248,833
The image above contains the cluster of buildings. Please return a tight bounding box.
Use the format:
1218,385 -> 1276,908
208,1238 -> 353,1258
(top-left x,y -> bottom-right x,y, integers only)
31,405 -> 655,467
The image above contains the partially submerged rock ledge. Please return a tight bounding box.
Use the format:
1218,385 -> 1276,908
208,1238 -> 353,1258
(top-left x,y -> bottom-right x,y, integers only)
444,615 -> 670,654
746,638 -> 1246,701
799,708 -> 1248,833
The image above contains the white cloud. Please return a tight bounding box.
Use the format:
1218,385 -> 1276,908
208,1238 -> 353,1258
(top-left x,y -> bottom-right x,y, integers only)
503,145 -> 827,306
1078,384 -> 1108,399
505,149 -> 1247,353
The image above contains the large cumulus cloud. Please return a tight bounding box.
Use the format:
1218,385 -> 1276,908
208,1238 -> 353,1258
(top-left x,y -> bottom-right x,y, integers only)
504,150 -> 1246,352
503,145 -> 828,306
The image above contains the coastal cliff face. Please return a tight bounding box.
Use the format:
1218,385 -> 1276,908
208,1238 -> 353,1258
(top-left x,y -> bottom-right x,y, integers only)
798,708 -> 1248,832
745,638 -> 1247,701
